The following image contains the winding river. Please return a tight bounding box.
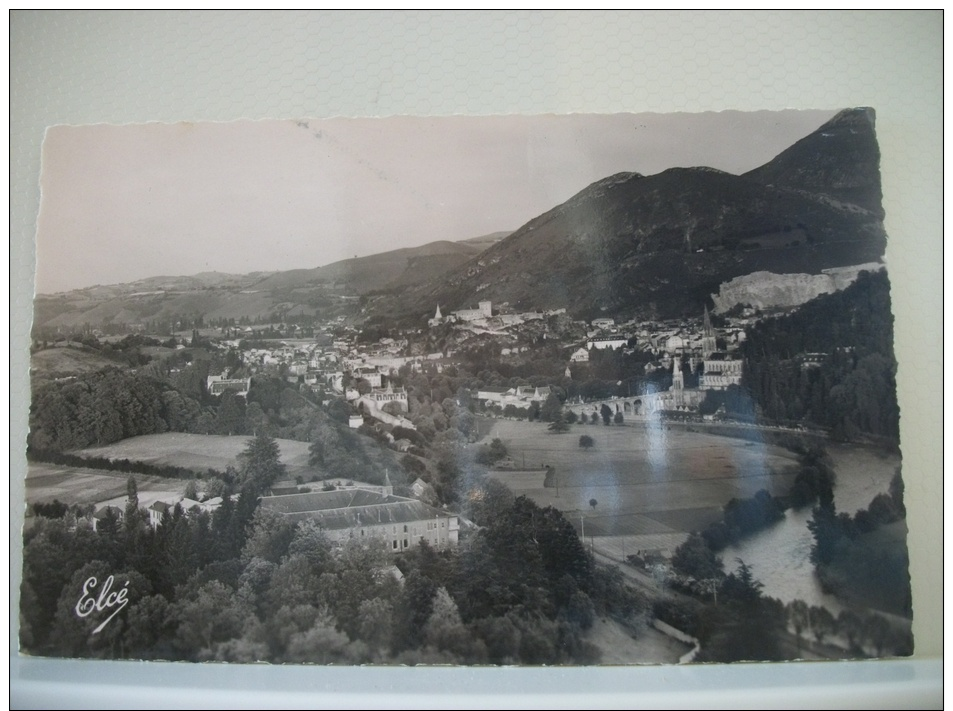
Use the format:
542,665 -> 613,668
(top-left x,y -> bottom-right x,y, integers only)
723,443 -> 902,613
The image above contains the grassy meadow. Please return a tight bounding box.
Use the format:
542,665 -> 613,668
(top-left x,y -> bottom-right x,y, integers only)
24,433 -> 315,514
483,418 -> 800,554
25,462 -> 185,510
75,432 -> 313,479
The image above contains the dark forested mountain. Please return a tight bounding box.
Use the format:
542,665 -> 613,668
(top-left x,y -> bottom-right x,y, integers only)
366,108 -> 887,325
743,108 -> 884,216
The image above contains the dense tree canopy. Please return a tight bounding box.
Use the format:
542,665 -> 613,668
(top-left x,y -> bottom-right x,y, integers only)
741,270 -> 900,441
29,369 -> 169,451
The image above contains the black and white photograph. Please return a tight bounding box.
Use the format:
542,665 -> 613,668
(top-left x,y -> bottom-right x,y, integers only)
21,109 -> 913,666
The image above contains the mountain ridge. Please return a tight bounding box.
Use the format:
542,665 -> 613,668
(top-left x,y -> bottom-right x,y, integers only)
32,233 -> 509,333
33,109 -> 887,335
363,108 -> 886,324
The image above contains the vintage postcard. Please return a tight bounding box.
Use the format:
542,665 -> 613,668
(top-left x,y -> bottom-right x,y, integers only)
22,110 -> 912,665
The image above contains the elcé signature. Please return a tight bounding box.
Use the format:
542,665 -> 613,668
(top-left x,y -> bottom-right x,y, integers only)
74,575 -> 130,634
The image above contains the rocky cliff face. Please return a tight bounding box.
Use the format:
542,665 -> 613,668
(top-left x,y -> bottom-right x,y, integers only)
710,263 -> 885,313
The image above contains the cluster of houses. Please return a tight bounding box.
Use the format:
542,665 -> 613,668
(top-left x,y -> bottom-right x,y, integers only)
201,294 -> 753,435
424,303 -> 746,404
90,493 -> 224,532
579,308 -> 745,392
206,330 -> 445,432
204,301 -> 747,428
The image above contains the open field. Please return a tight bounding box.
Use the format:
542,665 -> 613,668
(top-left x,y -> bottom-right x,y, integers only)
27,432 -> 316,512
30,347 -> 120,388
484,418 -> 799,551
484,417 -> 907,612
25,462 -> 185,510
75,432 -> 314,479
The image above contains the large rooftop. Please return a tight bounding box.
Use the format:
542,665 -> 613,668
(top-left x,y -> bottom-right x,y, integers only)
259,489 -> 453,528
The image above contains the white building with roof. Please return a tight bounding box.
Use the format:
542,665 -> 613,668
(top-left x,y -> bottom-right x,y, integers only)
206,374 -> 251,397
452,300 -> 492,322
569,347 -> 590,363
587,334 -> 628,350
259,483 -> 458,552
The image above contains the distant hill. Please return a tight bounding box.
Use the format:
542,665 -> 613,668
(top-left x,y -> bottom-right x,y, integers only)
48,271 -> 275,299
32,234 -> 505,334
457,231 -> 512,250
365,108 -> 887,324
249,239 -> 491,294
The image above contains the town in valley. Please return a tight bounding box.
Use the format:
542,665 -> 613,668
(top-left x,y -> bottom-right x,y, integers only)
21,109 -> 912,665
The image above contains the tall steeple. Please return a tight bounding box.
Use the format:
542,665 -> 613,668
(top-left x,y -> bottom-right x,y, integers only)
670,352 -> 685,408
671,352 -> 684,396
434,304 -> 442,320
702,305 -> 717,358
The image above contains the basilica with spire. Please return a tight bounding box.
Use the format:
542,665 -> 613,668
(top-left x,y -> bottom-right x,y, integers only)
698,305 -> 743,390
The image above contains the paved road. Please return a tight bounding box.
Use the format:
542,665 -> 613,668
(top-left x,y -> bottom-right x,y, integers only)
591,547 -> 686,602
590,546 -> 852,661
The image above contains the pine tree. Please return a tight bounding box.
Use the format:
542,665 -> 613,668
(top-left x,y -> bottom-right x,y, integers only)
241,432 -> 287,494
124,476 -> 142,532
539,391 -> 563,422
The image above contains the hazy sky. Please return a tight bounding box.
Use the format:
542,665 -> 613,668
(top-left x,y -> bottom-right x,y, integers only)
35,109 -> 839,294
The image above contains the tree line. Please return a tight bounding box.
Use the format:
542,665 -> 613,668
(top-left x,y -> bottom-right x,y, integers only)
27,449 -> 218,481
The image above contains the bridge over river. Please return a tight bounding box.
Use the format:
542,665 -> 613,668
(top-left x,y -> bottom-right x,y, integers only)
565,396 -> 827,439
